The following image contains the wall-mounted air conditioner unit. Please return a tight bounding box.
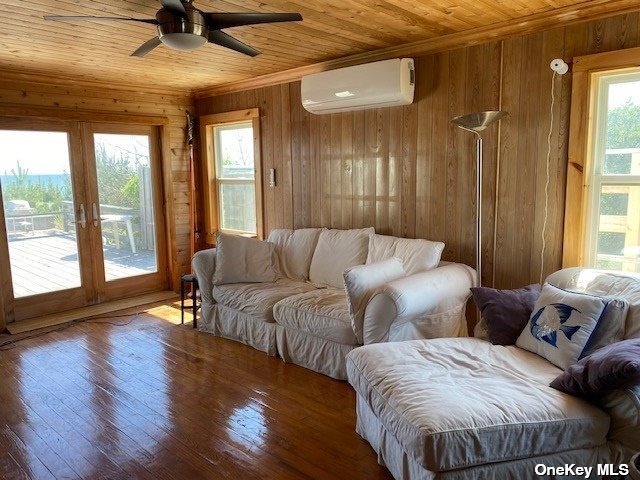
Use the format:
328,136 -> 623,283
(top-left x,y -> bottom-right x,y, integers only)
301,58 -> 415,115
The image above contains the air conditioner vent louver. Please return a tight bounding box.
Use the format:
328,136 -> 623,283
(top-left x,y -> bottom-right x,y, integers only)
301,58 -> 415,115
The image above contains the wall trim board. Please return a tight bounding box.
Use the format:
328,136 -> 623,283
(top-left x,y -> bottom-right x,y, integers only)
0,104 -> 171,125
194,0 -> 640,98
0,68 -> 192,98
573,45 -> 640,72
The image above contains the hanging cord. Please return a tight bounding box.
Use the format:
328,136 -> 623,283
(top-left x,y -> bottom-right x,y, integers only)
540,70 -> 558,284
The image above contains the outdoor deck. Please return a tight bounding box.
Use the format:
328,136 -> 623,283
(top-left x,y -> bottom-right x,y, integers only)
8,232 -> 156,298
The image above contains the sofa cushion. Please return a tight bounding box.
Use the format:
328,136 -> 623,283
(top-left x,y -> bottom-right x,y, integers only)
273,289 -> 359,345
213,279 -> 316,323
346,338 -> 610,472
471,284 -> 541,345
550,338 -> 640,397
213,233 -> 277,285
267,228 -> 323,281
366,234 -> 444,275
309,227 -> 374,288
597,385 -> 640,452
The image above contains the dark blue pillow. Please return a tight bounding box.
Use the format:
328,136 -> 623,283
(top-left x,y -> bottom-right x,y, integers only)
471,284 -> 541,345
550,339 -> 640,397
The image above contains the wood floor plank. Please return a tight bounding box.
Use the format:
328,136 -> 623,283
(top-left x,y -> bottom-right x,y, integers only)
0,302 -> 392,480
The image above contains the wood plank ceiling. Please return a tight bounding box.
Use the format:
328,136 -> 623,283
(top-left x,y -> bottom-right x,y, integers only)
0,0 -> 634,91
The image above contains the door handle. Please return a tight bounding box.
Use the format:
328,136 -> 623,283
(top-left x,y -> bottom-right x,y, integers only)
77,204 -> 87,229
92,203 -> 99,227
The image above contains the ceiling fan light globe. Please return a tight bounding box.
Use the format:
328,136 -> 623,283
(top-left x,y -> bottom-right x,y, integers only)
159,32 -> 207,50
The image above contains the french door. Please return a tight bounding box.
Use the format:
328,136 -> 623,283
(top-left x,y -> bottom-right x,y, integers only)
0,119 -> 167,322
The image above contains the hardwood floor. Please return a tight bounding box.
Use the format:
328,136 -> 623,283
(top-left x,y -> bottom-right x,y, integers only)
0,302 -> 392,480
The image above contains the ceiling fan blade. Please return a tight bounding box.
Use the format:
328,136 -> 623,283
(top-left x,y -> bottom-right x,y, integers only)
208,30 -> 260,57
44,15 -> 157,24
160,0 -> 187,16
131,37 -> 162,57
204,12 -> 302,29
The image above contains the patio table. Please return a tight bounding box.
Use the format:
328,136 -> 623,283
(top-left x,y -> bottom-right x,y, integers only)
101,214 -> 136,253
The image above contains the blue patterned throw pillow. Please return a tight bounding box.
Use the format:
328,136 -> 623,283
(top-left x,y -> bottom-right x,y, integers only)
516,283 -> 626,370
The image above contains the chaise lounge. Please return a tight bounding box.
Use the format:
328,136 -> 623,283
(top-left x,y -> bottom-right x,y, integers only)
347,267 -> 640,478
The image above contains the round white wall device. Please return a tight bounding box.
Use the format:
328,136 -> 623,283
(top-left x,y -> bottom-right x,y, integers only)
550,58 -> 569,75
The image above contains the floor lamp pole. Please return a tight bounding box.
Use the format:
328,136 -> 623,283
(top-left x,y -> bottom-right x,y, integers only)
475,133 -> 482,288
450,110 -> 507,289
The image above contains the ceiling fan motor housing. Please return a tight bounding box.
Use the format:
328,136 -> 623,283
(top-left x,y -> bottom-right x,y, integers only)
156,6 -> 208,50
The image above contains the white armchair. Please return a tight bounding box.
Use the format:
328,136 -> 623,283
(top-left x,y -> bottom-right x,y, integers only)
191,248 -> 217,332
362,262 -> 476,344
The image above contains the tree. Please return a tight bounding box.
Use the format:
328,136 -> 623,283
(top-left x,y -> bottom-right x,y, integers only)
8,160 -> 29,186
95,142 -> 139,208
606,99 -> 640,149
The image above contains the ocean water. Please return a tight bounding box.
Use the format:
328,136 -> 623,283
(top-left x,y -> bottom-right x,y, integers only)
0,174 -> 69,188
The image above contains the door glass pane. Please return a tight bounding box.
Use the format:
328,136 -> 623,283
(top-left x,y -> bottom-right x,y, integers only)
0,130 -> 81,297
214,123 -> 256,234
93,133 -> 158,281
596,185 -> 640,272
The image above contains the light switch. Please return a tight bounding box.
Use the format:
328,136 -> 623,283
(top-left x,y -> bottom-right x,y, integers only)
269,168 -> 276,187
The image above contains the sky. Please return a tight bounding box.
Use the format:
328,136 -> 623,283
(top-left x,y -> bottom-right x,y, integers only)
0,131 -> 70,176
608,79 -> 640,108
0,131 -> 148,176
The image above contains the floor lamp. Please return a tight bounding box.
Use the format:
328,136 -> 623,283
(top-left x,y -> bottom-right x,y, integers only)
450,111 -> 507,287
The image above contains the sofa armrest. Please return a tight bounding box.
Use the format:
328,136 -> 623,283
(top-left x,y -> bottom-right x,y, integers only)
362,263 -> 476,344
191,248 -> 216,304
598,385 -> 640,455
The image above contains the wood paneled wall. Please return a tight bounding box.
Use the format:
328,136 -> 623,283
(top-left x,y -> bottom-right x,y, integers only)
197,12 -> 640,289
0,78 -> 194,293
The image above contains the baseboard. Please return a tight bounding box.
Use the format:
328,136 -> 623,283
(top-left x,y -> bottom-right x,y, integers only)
5,291 -> 178,335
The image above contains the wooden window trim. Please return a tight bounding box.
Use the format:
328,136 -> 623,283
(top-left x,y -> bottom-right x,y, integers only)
0,105 -> 170,126
199,108 -> 262,245
563,46 -> 640,267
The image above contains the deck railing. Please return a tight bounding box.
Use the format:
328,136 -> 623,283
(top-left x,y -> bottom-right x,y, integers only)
5,202 -> 154,252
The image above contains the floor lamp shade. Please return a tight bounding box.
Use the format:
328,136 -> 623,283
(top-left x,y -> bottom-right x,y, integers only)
451,111 -> 507,287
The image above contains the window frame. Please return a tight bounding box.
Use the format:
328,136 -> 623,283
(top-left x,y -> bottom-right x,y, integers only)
199,109 -> 263,244
584,71 -> 640,269
563,46 -> 640,271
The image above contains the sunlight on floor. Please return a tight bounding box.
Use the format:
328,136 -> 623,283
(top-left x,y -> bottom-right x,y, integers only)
143,299 -> 193,326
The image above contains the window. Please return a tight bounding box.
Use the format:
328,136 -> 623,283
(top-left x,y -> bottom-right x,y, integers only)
200,109 -> 263,244
564,47 -> 640,274
597,231 -> 626,256
214,123 -> 256,234
582,68 -> 640,273
599,192 -> 628,216
603,153 -> 632,174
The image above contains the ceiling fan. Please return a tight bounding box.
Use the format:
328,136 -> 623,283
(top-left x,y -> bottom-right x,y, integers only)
44,0 -> 303,58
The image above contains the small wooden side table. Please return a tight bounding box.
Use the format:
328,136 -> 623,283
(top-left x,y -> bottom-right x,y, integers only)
180,274 -> 199,328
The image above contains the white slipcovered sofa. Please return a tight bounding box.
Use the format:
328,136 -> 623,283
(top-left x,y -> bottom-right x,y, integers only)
192,227 -> 476,379
347,267 -> 640,479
